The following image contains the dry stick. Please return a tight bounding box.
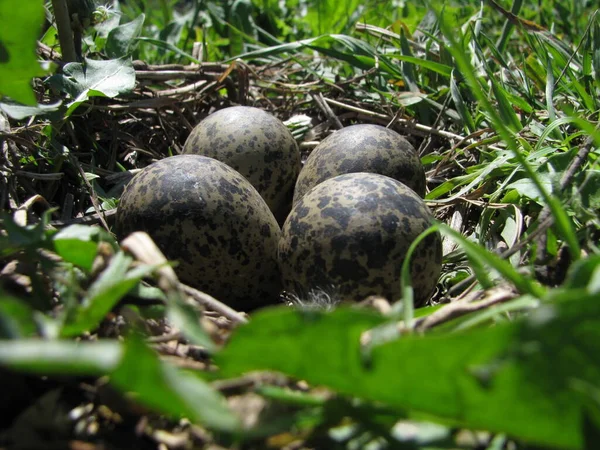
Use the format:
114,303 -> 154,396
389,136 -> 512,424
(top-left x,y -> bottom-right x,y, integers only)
121,232 -> 248,325
155,80 -> 211,97
135,70 -> 209,81
147,331 -> 182,343
312,93 -> 344,130
15,171 -> 64,181
323,98 -> 500,145
49,207 -> 118,228
181,284 -> 248,325
132,61 -> 229,72
415,286 -> 517,331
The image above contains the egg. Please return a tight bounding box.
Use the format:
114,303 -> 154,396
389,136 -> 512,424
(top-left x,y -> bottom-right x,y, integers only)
115,154 -> 281,310
279,172 -> 441,306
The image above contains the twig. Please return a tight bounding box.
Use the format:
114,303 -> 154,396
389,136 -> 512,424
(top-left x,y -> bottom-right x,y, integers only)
15,171 -> 64,181
181,284 -> 248,325
135,70 -> 208,81
416,286 -> 518,331
155,80 -> 211,97
49,207 -> 117,228
312,93 -> 344,129
147,331 -> 182,343
324,98 -> 502,146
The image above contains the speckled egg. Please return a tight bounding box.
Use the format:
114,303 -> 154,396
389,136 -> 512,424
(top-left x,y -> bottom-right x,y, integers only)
279,173 -> 441,306
293,124 -> 426,205
183,106 -> 301,223
115,154 -> 281,310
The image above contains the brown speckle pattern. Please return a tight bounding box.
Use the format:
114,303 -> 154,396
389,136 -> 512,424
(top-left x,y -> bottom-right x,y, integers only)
279,173 -> 441,306
293,124 -> 426,205
115,155 -> 282,310
182,106 -> 300,222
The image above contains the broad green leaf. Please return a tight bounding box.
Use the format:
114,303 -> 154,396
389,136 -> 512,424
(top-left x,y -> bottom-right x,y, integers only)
111,335 -> 239,432
0,293 -> 37,338
506,176 -> 554,204
562,255 -> 600,293
0,0 -> 48,105
53,225 -> 107,272
0,339 -> 122,374
0,100 -> 61,120
576,170 -> 600,211
229,0 -> 257,55
48,58 -> 135,116
0,211 -> 53,257
60,252 -> 157,337
218,296 -> 600,449
106,14 -> 145,58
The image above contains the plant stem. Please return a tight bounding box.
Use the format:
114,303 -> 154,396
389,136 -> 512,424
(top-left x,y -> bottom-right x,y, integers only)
51,0 -> 77,63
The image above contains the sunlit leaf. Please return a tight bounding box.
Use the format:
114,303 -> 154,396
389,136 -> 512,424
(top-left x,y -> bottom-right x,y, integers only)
219,295 -> 600,448
111,335 -> 239,432
0,0 -> 48,105
48,58 -> 135,116
106,14 -> 145,58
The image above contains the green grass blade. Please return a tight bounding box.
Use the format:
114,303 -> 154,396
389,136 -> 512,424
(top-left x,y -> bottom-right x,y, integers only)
431,3 -> 582,260
385,54 -> 452,77
437,223 -> 546,298
450,71 -> 476,133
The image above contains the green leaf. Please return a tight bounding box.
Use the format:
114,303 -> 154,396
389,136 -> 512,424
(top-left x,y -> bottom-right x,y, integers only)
0,0 -> 48,105
562,255 -> 600,293
60,252 -> 157,337
218,296 -> 600,449
438,223 -> 546,297
0,292 -> 37,338
136,37 -> 201,64
228,0 -> 257,55
106,14 -> 145,58
53,225 -> 105,272
166,297 -> 216,353
0,211 -> 53,257
450,71 -> 476,133
386,54 -> 452,77
0,100 -> 61,120
48,58 -> 135,116
489,78 -> 523,132
0,339 -> 123,374
302,0 -> 362,35
111,334 -> 239,432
